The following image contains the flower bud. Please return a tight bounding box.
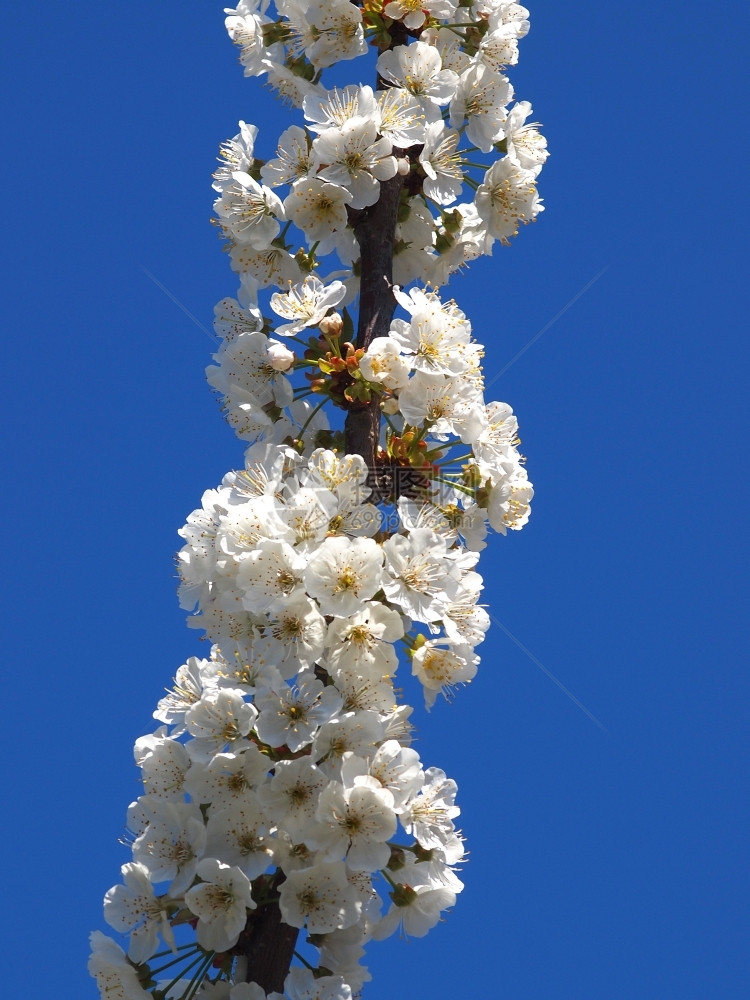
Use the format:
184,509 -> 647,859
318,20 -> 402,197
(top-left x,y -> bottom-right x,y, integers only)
267,341 -> 295,372
319,312 -> 343,337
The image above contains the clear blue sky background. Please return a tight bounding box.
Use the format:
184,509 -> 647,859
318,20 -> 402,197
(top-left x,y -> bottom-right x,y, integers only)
3,4 -> 748,998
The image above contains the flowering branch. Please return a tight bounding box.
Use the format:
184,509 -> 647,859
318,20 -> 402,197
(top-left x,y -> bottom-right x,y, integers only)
345,170 -> 404,489
90,2 -> 548,998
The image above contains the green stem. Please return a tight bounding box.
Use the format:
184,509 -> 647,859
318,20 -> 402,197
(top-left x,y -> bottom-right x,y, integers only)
149,948 -> 203,976
293,950 -> 317,971
285,334 -> 314,348
442,22 -> 480,34
184,954 -> 218,1000
432,476 -> 475,497
383,412 -> 400,435
395,841 -> 422,855
400,632 -> 419,650
435,452 -> 474,467
158,952 -> 208,999
297,394 -> 328,437
381,868 -> 399,889
322,332 -> 342,357
149,943 -> 201,959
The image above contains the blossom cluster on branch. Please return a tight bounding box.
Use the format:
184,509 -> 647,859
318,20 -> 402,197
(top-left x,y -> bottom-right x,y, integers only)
90,2 -> 546,998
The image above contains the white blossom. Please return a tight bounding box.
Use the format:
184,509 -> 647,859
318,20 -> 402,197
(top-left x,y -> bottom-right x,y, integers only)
225,2 -> 277,78
230,240 -> 303,288
316,925 -> 372,991
281,0 -> 366,69
215,172 -> 285,248
384,0 -> 458,31
311,711 -> 386,776
263,59 -> 326,110
389,295 -> 472,376
88,932 -> 152,1000
304,86 -> 379,134
255,593 -> 328,675
231,985 -> 283,1000
261,125 -> 314,188
398,370 -> 485,442
343,740 -> 424,813
284,177 -> 351,242
313,777 -> 397,871
236,539 -> 307,614
400,766 -> 460,848
503,100 -> 549,172
214,121 -> 259,191
376,88 -> 427,147
154,656 -> 206,732
302,450 -> 371,501
208,330 -> 294,409
419,120 -> 464,206
304,536 -> 385,618
382,528 -> 458,623
441,571 -> 491,643
411,640 -> 479,708
377,43 -> 459,116
213,294 -> 263,344
132,800 -> 207,895
255,674 -> 343,751
278,861 -> 362,933
185,688 -> 259,761
450,63 -> 512,152
313,117 -> 397,210
478,23 -> 523,72
474,156 -> 543,243
104,862 -> 175,963
184,745 -> 270,809
485,466 -> 534,532
421,25 -> 472,76
285,968 -> 353,1000
325,602 -> 403,675
372,882 -> 457,939
185,859 -> 255,952
257,756 -> 329,841
135,735 -> 190,801
204,795 -> 273,878
359,337 -> 411,391
270,275 -> 347,336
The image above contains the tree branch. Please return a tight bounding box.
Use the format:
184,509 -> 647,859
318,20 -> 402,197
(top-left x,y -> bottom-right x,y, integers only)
344,170 -> 405,489
236,871 -> 299,993
239,22 -> 406,993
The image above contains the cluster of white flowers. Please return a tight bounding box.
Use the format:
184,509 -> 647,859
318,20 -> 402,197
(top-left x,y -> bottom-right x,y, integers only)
214,0 -> 546,292
91,3 -> 545,998
90,644 -> 464,999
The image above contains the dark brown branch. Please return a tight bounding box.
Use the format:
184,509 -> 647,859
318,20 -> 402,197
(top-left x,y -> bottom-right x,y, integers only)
236,871 -> 299,993
342,14 -> 409,489
344,170 -> 405,484
236,163 -> 404,1000
236,22 -> 407,996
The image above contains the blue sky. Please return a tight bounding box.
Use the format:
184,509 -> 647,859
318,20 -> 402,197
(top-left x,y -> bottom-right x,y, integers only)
3,3 -> 748,998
